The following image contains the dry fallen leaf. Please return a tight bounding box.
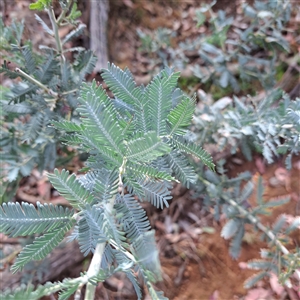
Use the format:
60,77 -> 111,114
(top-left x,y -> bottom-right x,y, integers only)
269,272 -> 284,296
238,262 -> 249,270
244,288 -> 271,300
274,167 -> 288,182
209,290 -> 219,300
255,157 -> 266,174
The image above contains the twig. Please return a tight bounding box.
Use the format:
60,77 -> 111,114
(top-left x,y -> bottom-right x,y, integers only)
224,195 -> 290,256
47,7 -> 64,59
57,0 -> 73,25
14,68 -> 58,97
0,249 -> 21,265
0,238 -> 20,244
198,176 -> 290,256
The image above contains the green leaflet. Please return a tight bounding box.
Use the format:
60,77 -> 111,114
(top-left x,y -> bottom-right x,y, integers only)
22,46 -> 36,74
115,194 -> 151,243
48,169 -> 94,209
125,131 -> 171,162
167,150 -> 197,188
35,50 -> 59,84
73,50 -> 97,80
167,96 -> 195,136
124,176 -> 146,199
101,63 -> 149,133
78,207 -> 108,256
29,0 -> 51,10
126,161 -> 175,182
0,202 -> 73,237
51,120 -> 83,132
138,179 -> 173,209
244,272 -> 270,289
101,63 -> 142,107
221,219 -> 239,240
11,221 -> 74,273
81,132 -> 123,165
125,271 -> 142,300
170,136 -> 215,171
58,283 -> 80,300
93,170 -> 119,203
77,82 -> 123,154
146,70 -> 180,136
132,230 -> 162,280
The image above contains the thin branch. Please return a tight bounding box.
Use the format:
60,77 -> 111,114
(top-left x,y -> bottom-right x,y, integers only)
47,7 -> 64,57
61,89 -> 78,96
0,249 -> 21,265
198,176 -> 290,256
56,0 -> 73,25
224,196 -> 290,255
15,68 -> 58,97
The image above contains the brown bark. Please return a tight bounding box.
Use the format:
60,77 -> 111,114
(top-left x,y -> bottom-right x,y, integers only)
90,0 -> 109,72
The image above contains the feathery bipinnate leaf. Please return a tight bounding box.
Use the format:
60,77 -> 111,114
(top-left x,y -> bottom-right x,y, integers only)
125,270 -> 142,300
105,209 -> 127,246
132,230 -> 161,280
138,179 -> 173,209
73,49 -> 97,79
78,206 -> 126,256
93,170 -> 119,204
1,284 -> 37,300
101,63 -> 141,108
77,81 -> 123,154
115,194 -> 151,242
101,63 -> 148,133
51,120 -> 83,132
167,96 -> 195,135
146,282 -> 168,300
244,271 -> 270,289
48,169 -> 94,209
126,161 -> 175,182
11,221 -> 73,273
78,207 -> 107,256
1,282 -> 58,300
79,169 -> 114,194
35,50 -> 59,84
167,150 -> 197,188
221,218 -> 239,239
125,131 -> 171,162
123,176 -> 146,199
0,202 -> 73,237
113,97 -> 135,115
170,136 -> 215,171
34,14 -> 53,35
239,181 -> 254,203
63,24 -> 86,45
21,112 -> 45,143
229,224 -> 244,259
58,283 -> 80,300
146,70 -> 180,136
22,46 -> 36,75
80,133 -> 123,165
2,102 -> 34,114
2,279 -> 89,300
